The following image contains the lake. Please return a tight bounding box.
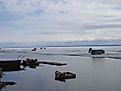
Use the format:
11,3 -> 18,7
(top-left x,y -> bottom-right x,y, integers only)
1,46 -> 121,91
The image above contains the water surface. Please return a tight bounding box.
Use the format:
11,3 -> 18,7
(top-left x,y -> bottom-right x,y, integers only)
1,46 -> 121,91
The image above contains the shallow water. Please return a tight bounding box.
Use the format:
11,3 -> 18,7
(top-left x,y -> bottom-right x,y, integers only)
1,46 -> 121,91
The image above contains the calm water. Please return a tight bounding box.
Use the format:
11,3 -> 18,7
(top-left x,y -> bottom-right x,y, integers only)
1,46 -> 121,91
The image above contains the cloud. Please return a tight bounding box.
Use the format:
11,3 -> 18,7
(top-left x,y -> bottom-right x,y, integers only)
0,0 -> 121,42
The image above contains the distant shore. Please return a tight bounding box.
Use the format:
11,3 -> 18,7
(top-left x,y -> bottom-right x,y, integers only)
1,45 -> 121,48
46,45 -> 121,47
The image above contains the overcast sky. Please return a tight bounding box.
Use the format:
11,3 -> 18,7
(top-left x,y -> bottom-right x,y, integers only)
0,0 -> 121,43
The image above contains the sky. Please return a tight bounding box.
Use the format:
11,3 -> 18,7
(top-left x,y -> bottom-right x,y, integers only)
0,0 -> 121,43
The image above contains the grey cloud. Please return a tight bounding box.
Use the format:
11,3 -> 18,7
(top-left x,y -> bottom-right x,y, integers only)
81,23 -> 121,29
0,0 -> 121,42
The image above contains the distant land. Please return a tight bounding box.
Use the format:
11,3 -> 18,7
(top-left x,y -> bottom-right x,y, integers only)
0,39 -> 121,48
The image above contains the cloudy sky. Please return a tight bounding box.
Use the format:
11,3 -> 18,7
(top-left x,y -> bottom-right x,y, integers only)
0,0 -> 121,43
